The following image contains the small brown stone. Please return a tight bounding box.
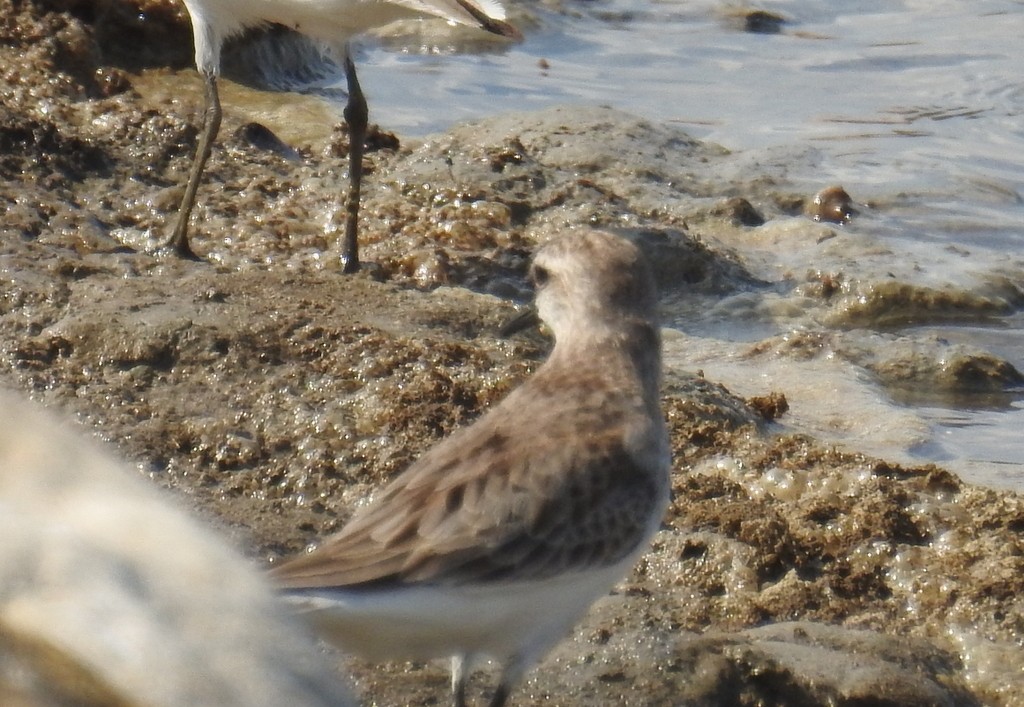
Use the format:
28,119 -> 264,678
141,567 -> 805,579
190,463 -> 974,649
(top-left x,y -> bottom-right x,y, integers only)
805,185 -> 856,224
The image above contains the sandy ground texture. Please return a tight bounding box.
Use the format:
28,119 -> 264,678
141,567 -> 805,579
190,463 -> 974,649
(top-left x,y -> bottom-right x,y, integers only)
2,1 -> 1023,705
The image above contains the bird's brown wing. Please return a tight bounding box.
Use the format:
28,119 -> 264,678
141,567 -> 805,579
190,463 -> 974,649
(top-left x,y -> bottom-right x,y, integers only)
269,401 -> 665,590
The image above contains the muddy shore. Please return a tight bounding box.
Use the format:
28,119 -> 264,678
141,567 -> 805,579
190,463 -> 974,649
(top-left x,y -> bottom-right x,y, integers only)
2,1 -> 1022,705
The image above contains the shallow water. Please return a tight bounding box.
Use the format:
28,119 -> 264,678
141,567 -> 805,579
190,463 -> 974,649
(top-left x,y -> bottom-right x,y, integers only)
266,0 -> 1024,488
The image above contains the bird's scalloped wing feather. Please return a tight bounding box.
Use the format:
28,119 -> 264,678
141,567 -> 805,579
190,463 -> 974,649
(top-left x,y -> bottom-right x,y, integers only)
270,395 -> 663,590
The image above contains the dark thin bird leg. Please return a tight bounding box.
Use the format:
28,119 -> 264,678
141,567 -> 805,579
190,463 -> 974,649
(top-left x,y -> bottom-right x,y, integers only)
487,658 -> 524,707
168,70 -> 221,260
487,682 -> 511,707
341,51 -> 367,274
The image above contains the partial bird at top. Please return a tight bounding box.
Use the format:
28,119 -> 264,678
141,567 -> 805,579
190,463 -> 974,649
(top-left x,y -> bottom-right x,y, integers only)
169,0 -> 521,269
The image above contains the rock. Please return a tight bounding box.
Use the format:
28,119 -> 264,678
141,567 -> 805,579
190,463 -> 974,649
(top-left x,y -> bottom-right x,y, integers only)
805,185 -> 856,224
541,604 -> 980,706
708,196 -> 766,227
676,622 -> 980,706
0,393 -> 353,707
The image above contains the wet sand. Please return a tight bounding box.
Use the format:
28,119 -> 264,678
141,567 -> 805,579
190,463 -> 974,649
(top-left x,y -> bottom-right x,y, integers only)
1,2 -> 1022,705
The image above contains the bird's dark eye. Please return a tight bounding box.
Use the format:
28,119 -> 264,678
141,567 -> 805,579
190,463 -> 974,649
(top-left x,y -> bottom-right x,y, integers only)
531,265 -> 550,288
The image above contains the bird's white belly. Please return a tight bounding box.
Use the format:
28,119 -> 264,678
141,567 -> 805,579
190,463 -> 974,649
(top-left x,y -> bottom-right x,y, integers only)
196,0 -> 454,45
282,559 -> 636,663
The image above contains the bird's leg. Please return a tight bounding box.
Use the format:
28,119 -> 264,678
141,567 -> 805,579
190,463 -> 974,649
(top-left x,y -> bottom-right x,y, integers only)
487,682 -> 511,707
167,70 -> 221,260
487,657 -> 525,707
341,50 -> 367,274
451,654 -> 470,707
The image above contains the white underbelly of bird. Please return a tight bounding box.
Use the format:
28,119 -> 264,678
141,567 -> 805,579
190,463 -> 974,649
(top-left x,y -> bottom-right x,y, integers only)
282,547 -> 645,662
196,0 -> 509,44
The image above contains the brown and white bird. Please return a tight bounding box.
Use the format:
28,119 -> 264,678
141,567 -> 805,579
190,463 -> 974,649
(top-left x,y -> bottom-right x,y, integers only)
171,0 -> 519,268
271,230 -> 671,706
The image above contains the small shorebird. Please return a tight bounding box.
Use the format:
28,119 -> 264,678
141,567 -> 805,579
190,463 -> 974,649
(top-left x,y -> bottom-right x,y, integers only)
171,0 -> 519,269
271,230 -> 671,706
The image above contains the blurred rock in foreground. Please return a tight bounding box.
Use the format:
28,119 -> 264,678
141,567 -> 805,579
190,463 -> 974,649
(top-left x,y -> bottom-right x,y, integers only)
0,392 -> 353,707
